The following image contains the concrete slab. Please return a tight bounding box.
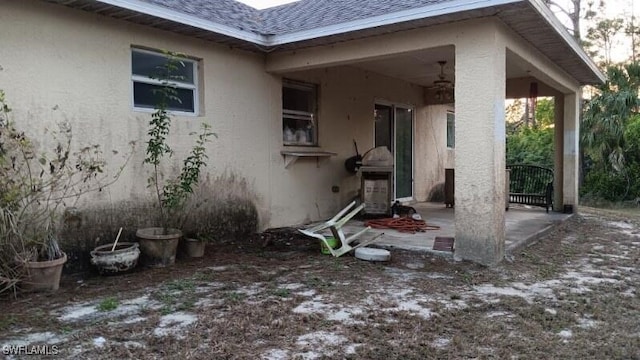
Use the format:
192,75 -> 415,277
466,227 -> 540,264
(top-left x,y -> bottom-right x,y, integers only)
339,202 -> 572,260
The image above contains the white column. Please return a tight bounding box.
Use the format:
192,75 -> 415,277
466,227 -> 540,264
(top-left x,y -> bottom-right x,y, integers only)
553,94 -> 565,211
563,91 -> 580,209
454,24 -> 506,266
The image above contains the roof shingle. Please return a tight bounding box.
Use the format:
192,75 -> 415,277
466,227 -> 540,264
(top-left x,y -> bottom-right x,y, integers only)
141,0 -> 263,33
138,0 -> 456,35
260,0 -> 455,34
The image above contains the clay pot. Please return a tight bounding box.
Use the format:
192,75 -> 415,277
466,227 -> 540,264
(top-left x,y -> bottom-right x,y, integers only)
21,253 -> 67,292
136,227 -> 182,267
90,242 -> 140,275
183,238 -> 205,258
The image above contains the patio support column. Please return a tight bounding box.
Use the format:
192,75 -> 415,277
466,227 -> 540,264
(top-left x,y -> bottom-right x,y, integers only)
553,94 -> 565,211
563,91 -> 580,210
454,24 -> 506,266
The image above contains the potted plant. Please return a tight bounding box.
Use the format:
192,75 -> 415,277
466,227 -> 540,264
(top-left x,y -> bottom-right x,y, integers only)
182,236 -> 206,258
136,51 -> 214,267
90,228 -> 141,275
0,89 -> 127,293
17,232 -> 67,292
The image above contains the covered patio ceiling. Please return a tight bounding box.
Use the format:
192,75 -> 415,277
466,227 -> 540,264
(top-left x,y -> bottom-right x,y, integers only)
349,45 -> 553,94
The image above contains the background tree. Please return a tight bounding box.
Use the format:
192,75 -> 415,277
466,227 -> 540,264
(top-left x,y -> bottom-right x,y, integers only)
626,14 -> 638,62
543,0 -> 584,40
581,62 -> 640,200
585,17 -> 624,67
506,98 -> 555,169
509,1 -> 640,204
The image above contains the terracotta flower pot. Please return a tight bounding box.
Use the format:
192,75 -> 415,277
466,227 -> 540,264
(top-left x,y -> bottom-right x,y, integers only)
136,227 -> 182,267
21,252 -> 67,292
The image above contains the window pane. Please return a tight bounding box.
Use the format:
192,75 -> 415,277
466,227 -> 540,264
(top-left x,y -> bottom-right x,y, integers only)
283,86 -> 315,113
395,107 -> 413,199
375,104 -> 392,151
282,80 -> 317,145
133,82 -> 195,113
132,50 -> 194,84
283,116 -> 315,145
447,112 -> 455,148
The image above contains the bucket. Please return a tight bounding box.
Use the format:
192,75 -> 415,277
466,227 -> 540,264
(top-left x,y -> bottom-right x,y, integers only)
320,237 -> 339,255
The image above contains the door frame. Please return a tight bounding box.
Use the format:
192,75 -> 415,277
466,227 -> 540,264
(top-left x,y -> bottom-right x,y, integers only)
373,99 -> 415,202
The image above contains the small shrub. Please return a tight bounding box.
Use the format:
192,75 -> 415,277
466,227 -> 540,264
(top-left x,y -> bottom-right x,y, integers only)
97,297 -> 119,312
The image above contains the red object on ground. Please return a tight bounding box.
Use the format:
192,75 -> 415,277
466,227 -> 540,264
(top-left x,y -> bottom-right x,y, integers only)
365,217 -> 440,234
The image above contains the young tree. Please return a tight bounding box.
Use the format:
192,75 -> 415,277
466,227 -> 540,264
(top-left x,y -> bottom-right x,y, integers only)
586,17 -> 625,67
625,14 -> 639,62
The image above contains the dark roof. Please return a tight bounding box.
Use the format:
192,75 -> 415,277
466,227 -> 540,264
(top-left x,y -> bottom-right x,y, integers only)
137,0 -> 456,36
140,0 -> 263,33
260,0 -> 454,35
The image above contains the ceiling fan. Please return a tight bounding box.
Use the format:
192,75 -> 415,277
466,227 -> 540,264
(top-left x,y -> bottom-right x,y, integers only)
430,60 -> 454,102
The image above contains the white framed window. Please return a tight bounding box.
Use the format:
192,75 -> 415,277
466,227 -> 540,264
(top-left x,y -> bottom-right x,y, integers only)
282,79 -> 317,146
446,111 -> 455,148
131,48 -> 199,115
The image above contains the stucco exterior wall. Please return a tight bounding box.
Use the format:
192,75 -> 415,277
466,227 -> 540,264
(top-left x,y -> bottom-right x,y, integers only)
453,20 -> 507,265
415,105 -> 455,202
0,0 -> 453,236
0,0 -> 279,234
270,66 -> 429,225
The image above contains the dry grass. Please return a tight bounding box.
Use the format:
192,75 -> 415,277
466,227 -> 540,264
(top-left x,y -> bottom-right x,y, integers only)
1,210 -> 639,359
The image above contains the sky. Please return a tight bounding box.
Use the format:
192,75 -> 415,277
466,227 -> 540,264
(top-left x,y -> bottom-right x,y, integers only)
235,0 -> 298,9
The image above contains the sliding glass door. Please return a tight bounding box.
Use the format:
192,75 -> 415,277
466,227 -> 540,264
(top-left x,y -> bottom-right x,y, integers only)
394,106 -> 413,200
374,103 -> 414,201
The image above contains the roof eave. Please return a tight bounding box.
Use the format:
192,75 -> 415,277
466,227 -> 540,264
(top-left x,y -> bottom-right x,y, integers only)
95,0 -> 268,45
526,0 -> 605,84
266,0 -> 523,46
46,0 -> 605,85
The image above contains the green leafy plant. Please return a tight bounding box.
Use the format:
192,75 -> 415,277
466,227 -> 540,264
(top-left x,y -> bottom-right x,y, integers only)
144,51 -> 215,233
582,62 -> 640,201
97,297 -> 119,312
272,288 -> 290,298
154,279 -> 197,314
506,98 -> 555,169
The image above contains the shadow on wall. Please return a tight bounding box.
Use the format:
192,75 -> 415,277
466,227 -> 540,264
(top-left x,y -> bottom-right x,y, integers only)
428,183 -> 445,202
61,171 -> 259,273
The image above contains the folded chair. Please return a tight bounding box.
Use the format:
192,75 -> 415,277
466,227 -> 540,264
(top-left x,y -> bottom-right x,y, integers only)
299,201 -> 384,257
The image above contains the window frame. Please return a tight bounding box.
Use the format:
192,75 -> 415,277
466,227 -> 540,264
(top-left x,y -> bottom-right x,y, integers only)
446,111 -> 455,149
282,79 -> 318,147
131,47 -> 199,116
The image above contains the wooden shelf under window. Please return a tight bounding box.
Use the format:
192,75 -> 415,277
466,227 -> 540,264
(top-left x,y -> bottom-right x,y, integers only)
280,150 -> 337,169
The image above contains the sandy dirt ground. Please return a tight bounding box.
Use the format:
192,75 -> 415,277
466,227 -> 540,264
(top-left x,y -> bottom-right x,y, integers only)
0,207 -> 638,359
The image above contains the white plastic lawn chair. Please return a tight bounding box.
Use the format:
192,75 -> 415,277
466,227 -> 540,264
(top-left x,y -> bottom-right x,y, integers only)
299,201 -> 383,257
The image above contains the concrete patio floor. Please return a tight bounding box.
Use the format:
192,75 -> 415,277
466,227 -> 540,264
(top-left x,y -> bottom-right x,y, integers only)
342,202 -> 572,258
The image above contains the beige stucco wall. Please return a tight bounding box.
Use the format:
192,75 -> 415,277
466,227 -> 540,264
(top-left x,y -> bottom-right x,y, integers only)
453,20 -> 507,265
0,0 -> 453,233
415,105 -> 455,202
271,66 -> 429,225
0,0 -> 279,231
